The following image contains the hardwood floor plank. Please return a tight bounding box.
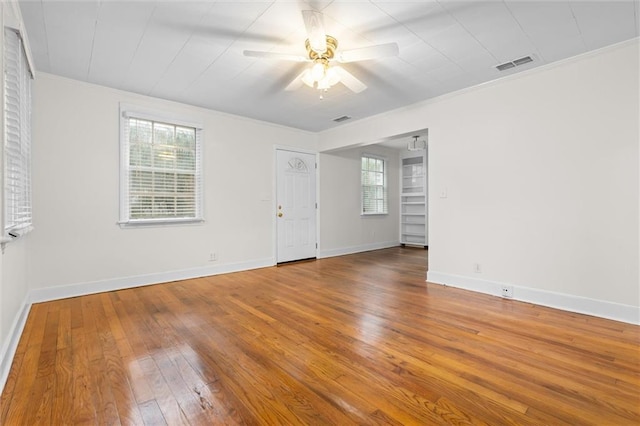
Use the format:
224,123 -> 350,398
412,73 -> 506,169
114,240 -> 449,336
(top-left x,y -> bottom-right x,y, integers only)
69,296 -> 85,330
137,356 -> 191,425
0,300 -> 37,420
1,247 -> 639,425
213,308 -> 381,424
138,399 -> 168,426
1,304 -> 50,424
89,355 -> 122,425
188,318 -> 338,424
100,294 -> 146,426
152,349 -> 215,425
108,292 -> 156,406
169,346 -> 245,425
70,327 -> 97,424
22,373 -> 55,425
51,346 -> 74,424
56,299 -> 72,350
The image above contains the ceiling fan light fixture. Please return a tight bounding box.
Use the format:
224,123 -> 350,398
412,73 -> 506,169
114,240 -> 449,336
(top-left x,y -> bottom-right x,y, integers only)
311,61 -> 325,81
305,58 -> 342,91
317,78 -> 331,91
323,66 -> 340,86
317,69 -> 340,90
300,69 -> 315,88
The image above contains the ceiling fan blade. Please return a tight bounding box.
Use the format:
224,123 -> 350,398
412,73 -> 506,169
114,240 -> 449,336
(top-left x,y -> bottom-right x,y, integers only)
301,10 -> 327,54
243,50 -> 309,62
336,42 -> 399,63
334,66 -> 367,93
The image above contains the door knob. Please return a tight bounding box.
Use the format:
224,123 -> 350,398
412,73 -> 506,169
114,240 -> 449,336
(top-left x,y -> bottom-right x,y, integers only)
278,212 -> 283,217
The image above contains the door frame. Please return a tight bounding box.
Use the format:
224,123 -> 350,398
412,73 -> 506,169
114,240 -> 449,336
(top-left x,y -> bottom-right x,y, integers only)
273,146 -> 320,264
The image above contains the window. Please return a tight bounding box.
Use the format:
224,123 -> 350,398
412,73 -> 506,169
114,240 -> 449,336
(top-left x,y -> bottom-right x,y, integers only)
2,28 -> 33,242
361,155 -> 387,215
120,108 -> 203,226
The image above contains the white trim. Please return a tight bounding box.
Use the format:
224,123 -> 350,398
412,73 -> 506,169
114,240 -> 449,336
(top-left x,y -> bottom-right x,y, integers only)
0,296 -> 31,394
29,257 -> 275,304
119,103 -> 203,130
6,1 -> 35,78
118,217 -> 204,228
318,241 -> 399,259
315,154 -> 322,257
273,145 -> 317,156
427,271 -> 640,325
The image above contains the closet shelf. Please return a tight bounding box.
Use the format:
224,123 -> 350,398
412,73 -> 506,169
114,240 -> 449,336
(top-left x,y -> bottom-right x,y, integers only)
400,149 -> 428,247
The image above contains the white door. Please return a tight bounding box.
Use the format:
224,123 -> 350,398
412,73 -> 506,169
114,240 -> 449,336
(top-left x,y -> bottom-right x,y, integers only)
276,149 -> 317,263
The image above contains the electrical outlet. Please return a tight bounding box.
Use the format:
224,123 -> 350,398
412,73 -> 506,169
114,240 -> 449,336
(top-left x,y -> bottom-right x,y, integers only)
209,252 -> 218,262
501,285 -> 514,298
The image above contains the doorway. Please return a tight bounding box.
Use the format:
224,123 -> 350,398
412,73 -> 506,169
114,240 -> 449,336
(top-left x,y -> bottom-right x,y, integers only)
275,149 -> 317,263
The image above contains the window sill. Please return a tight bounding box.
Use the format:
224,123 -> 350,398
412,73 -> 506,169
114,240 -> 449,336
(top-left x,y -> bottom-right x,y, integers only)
361,213 -> 389,217
118,218 -> 204,229
1,225 -> 34,251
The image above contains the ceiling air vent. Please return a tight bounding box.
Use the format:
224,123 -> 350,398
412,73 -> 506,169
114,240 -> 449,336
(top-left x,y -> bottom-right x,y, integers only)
513,56 -> 533,66
333,115 -> 352,123
496,62 -> 516,71
495,55 -> 533,72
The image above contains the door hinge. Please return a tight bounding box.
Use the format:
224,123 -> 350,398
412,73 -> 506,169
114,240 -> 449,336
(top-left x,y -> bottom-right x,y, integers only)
316,243 -> 318,249
315,202 -> 318,209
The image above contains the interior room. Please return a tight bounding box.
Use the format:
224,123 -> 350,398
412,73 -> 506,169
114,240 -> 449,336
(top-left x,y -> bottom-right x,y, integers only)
0,0 -> 638,424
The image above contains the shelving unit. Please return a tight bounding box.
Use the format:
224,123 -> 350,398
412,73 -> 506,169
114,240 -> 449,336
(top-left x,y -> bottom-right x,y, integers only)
400,149 -> 427,247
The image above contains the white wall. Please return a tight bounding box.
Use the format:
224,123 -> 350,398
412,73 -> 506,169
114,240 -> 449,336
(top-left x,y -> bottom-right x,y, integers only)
27,73 -> 317,296
319,145 -> 399,257
318,40 -> 640,323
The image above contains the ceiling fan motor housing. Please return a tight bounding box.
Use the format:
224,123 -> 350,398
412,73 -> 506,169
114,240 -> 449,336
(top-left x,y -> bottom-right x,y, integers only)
305,35 -> 338,60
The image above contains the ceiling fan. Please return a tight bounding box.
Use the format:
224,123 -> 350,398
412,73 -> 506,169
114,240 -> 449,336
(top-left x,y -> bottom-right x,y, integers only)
243,10 -> 399,96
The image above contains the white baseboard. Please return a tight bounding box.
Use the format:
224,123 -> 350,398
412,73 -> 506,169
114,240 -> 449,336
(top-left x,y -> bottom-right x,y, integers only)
0,296 -> 31,394
29,257 -> 275,304
318,241 -> 400,259
427,271 -> 640,325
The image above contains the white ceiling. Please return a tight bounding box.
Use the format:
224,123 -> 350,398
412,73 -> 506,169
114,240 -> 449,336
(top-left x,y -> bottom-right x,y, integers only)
19,0 -> 639,133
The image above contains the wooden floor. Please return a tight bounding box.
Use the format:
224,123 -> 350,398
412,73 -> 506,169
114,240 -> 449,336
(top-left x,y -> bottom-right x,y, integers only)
1,247 -> 639,425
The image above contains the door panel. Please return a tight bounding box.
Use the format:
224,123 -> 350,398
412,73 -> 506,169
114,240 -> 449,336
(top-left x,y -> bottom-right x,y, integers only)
276,150 -> 317,263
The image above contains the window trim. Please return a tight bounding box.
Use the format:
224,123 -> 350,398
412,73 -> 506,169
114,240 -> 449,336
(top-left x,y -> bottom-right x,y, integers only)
360,153 -> 388,216
118,104 -> 204,228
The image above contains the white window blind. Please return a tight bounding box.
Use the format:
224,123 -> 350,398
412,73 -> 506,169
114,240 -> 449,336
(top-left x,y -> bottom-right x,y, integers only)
3,28 -> 33,241
120,111 -> 203,226
361,155 -> 388,215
